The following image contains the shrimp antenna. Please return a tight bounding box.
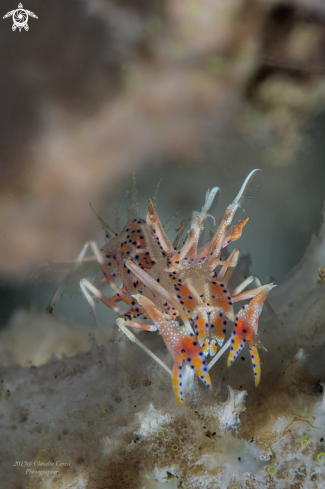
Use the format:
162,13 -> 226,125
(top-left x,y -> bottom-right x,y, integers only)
89,202 -> 117,238
202,187 -> 220,218
197,187 -> 220,248
152,178 -> 162,207
163,209 -> 181,234
233,169 -> 263,207
128,169 -> 139,220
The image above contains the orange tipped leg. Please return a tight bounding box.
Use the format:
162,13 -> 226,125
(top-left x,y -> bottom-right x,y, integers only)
184,350 -> 212,390
170,330 -> 212,391
172,336 -> 212,405
209,281 -> 235,321
136,294 -> 212,402
209,311 -> 228,353
227,287 -> 271,384
227,330 -> 246,366
249,346 -> 261,386
227,303 -> 256,367
172,361 -> 184,405
193,309 -> 210,356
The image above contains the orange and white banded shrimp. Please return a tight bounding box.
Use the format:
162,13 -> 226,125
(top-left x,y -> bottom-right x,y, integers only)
48,170 -> 276,405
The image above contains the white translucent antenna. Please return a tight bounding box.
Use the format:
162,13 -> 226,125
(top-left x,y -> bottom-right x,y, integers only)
202,187 -> 219,214
128,169 -> 139,220
201,187 -> 219,224
233,169 -> 262,206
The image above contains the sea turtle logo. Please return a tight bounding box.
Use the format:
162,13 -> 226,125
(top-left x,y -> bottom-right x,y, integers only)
3,3 -> 38,32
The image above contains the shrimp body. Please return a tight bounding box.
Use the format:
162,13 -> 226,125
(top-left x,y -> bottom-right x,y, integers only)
71,170 -> 274,405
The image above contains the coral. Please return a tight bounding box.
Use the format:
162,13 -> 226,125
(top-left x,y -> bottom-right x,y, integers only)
0,309 -> 92,368
217,386 -> 247,432
237,2 -> 325,165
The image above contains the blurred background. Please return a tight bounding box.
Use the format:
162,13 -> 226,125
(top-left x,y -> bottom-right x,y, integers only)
1,0 -> 325,344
